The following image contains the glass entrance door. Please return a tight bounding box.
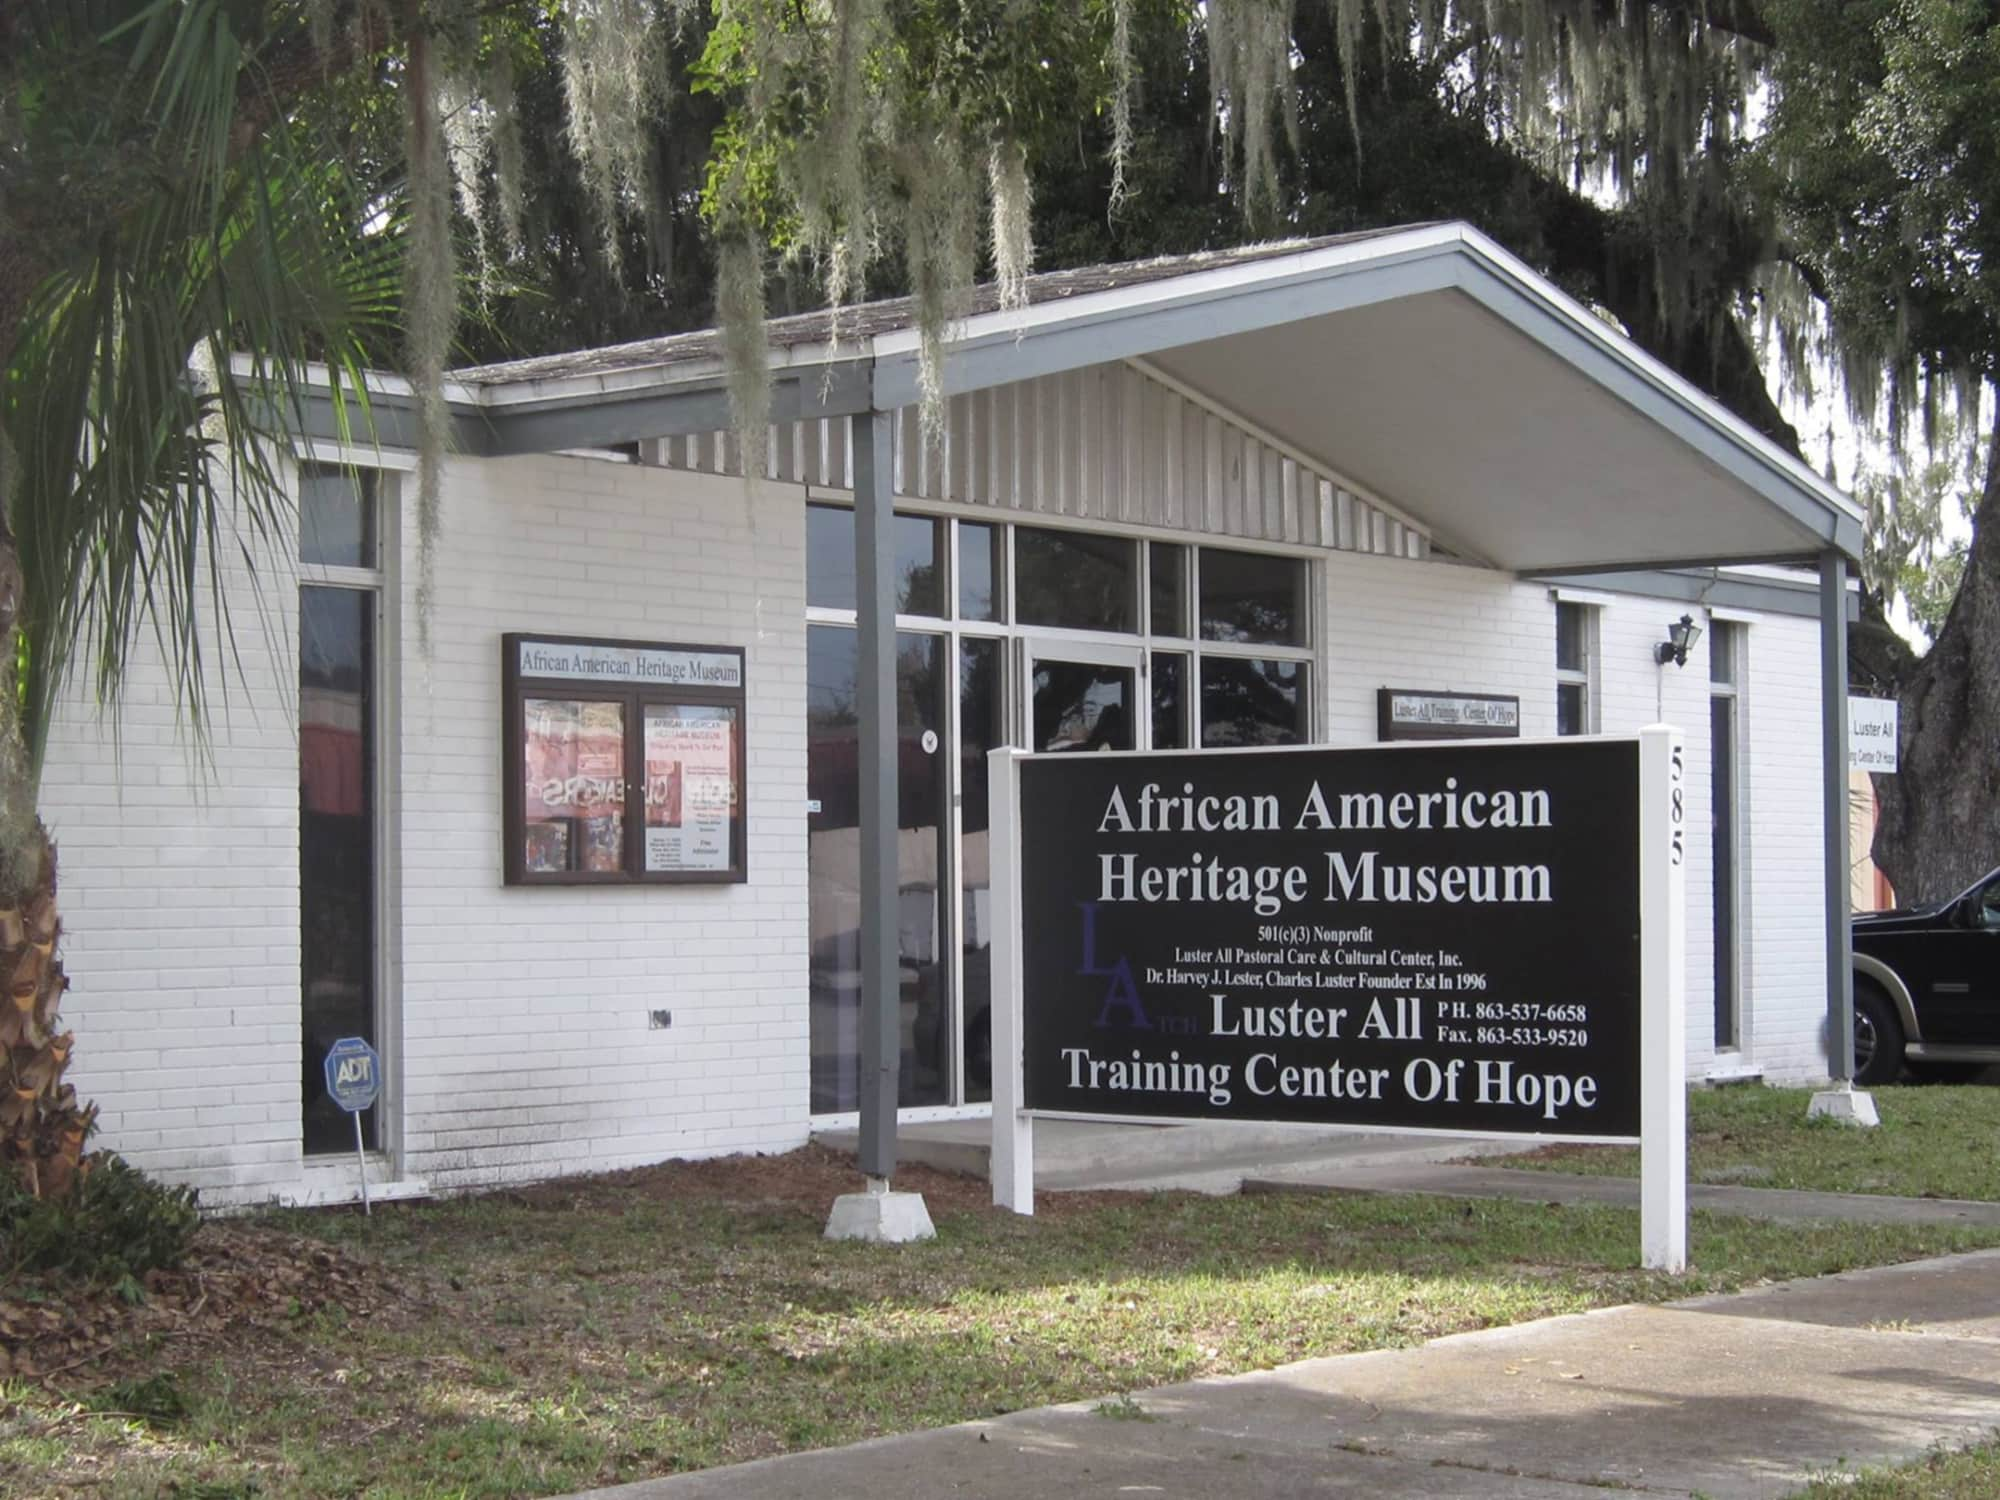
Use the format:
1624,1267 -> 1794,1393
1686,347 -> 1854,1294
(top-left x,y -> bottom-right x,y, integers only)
1025,641 -> 1144,753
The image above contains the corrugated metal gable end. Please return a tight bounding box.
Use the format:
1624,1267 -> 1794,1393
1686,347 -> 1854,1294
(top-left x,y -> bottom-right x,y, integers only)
644,362 -> 1430,561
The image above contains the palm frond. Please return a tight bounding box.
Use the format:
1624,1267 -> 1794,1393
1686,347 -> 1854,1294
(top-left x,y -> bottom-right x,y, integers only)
4,0 -> 400,789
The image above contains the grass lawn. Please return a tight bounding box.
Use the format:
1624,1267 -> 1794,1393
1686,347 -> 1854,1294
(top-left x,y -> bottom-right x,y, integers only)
1484,1083 -> 2000,1200
1789,1436 -> 2000,1497
6,1147 -> 2000,1499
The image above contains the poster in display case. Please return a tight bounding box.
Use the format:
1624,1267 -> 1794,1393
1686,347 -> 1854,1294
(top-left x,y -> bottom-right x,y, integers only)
504,635 -> 746,885
644,704 -> 739,873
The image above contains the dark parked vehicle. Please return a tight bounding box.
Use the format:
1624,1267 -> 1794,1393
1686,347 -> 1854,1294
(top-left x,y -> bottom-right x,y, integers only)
1851,867 -> 2000,1086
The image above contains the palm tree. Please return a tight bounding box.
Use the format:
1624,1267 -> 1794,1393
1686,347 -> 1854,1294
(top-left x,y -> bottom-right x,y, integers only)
0,0 -> 394,1197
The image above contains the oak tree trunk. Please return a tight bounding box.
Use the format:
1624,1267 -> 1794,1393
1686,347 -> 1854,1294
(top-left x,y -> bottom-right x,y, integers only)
1868,422 -> 2000,904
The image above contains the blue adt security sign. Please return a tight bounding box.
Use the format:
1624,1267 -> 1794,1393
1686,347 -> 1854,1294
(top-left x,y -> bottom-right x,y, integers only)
323,1036 -> 381,1113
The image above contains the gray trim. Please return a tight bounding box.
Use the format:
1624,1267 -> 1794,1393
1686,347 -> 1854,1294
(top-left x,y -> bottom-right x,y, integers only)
480,365 -> 875,455
870,246 -> 1463,413
1821,552 -> 1855,1081
293,365 -> 875,458
853,410 -> 900,1180
1525,567 -> 1863,622
1452,260 -> 1865,562
294,388 -> 492,456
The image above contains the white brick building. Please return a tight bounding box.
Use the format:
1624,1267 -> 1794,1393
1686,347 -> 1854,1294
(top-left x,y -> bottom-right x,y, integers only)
43,224 -> 1866,1207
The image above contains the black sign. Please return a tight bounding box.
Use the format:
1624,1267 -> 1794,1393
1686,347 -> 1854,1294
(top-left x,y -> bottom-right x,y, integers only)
1377,688 -> 1521,740
1018,740 -> 1641,1137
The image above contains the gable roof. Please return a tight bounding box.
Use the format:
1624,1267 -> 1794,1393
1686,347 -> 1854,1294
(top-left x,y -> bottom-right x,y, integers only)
304,221 -> 1862,571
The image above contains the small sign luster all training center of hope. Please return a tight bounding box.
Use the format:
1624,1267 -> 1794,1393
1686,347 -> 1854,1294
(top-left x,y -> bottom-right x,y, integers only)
1018,739 -> 1642,1137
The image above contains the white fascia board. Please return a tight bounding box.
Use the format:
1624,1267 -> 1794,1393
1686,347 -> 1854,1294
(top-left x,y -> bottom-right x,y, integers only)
293,436 -> 420,472
228,352 -> 481,406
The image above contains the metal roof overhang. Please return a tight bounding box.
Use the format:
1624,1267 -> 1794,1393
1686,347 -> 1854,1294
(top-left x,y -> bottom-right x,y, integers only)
299,222 -> 1860,574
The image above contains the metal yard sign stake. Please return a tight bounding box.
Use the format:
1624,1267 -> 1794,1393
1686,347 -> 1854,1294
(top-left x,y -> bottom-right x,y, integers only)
990,726 -> 1687,1271
323,1036 -> 382,1216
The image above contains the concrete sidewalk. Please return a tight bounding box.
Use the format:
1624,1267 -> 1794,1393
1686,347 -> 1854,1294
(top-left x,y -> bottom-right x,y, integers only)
564,1248 -> 2000,1499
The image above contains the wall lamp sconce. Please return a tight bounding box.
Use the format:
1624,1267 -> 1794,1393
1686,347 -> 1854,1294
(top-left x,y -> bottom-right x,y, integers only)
1654,613 -> 1703,668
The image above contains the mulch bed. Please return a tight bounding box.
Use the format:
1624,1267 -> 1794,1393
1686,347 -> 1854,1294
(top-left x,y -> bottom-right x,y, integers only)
0,1223 -> 400,1384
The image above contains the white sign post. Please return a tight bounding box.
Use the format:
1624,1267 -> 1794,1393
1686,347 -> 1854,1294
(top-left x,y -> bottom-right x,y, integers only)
1848,696 -> 1899,773
1637,725 -> 1688,1272
990,748 -> 1033,1215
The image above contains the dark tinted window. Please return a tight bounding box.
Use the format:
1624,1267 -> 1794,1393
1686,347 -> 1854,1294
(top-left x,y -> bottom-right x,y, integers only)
960,522 -> 1000,622
807,505 -> 944,616
300,468 -> 377,569
1199,548 -> 1306,645
1150,542 -> 1188,636
1556,602 -> 1587,673
1201,658 -> 1307,746
1015,527 -> 1136,633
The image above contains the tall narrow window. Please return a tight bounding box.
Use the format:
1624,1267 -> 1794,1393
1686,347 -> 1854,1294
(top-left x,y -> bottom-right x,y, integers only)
300,468 -> 382,1154
1710,621 -> 1743,1050
1555,601 -> 1593,735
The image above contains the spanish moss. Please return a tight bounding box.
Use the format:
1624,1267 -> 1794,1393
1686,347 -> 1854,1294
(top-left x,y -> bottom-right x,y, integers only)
404,34 -> 454,655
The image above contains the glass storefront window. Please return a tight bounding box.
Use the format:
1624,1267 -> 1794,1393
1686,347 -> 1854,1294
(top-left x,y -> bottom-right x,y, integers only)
896,516 -> 946,617
1015,527 -> 1136,633
960,522 -> 1001,622
301,585 -> 376,1153
1152,651 -> 1188,749
1150,542 -> 1188,636
807,504 -> 857,610
1199,547 -> 1306,646
1201,657 -> 1308,746
300,467 -> 377,568
1556,601 -> 1588,673
806,504 -> 945,616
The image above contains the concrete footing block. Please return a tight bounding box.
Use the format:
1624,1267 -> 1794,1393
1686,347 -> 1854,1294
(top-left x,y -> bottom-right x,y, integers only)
824,1178 -> 936,1243
1807,1087 -> 1881,1127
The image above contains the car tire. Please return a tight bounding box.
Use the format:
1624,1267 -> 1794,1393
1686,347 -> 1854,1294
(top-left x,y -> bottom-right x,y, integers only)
1852,979 -> 1904,1088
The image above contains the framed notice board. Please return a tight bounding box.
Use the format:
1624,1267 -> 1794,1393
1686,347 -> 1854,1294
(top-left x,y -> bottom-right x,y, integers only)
503,633 -> 747,885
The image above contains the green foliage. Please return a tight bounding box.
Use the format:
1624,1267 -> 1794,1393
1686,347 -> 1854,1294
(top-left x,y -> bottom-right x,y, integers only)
87,1371 -> 194,1430
0,1151 -> 199,1283
1856,417 -> 1988,642
1762,0 -> 2000,410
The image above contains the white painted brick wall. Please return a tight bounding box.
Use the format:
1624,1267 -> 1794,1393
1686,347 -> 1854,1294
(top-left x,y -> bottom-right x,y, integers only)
45,455 -> 811,1206
394,457 -> 809,1194
43,505 -> 303,1205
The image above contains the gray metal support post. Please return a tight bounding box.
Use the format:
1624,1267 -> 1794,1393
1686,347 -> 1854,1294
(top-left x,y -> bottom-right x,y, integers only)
853,410 -> 900,1180
1820,550 -> 1855,1080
